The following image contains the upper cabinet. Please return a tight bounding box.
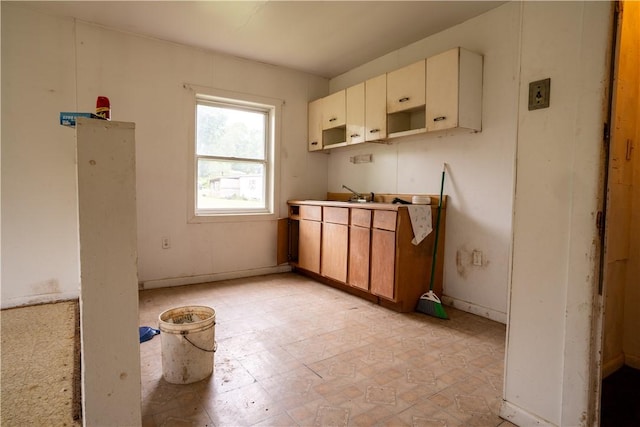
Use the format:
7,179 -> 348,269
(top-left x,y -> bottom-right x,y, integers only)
322,90 -> 347,148
387,60 -> 426,138
346,83 -> 365,145
322,90 -> 346,130
386,60 -> 426,113
365,74 -> 387,141
308,98 -> 323,151
307,46 -> 483,151
426,47 -> 483,133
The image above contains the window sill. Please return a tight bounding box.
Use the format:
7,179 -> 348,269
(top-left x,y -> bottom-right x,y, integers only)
188,211 -> 277,224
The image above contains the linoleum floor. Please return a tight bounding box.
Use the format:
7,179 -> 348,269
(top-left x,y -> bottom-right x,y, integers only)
140,273 -> 514,427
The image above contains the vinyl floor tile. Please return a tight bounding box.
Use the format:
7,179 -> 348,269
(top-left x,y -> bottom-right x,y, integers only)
138,272 -> 507,426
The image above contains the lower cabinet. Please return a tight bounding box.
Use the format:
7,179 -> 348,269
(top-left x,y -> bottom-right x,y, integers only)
370,228 -> 396,300
321,222 -> 348,282
287,201 -> 445,313
298,206 -> 322,274
298,220 -> 321,274
348,209 -> 371,290
321,207 -> 349,282
370,210 -> 398,300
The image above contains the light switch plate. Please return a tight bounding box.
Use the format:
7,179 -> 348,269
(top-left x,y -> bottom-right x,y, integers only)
528,78 -> 551,110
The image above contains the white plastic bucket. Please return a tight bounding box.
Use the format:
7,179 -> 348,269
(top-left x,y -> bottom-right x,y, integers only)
158,305 -> 216,384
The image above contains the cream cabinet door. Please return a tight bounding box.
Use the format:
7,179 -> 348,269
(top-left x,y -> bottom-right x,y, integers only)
426,47 -> 482,132
308,98 -> 323,151
322,90 -> 346,130
386,60 -> 426,113
365,74 -> 387,141
426,48 -> 459,131
346,83 -> 365,145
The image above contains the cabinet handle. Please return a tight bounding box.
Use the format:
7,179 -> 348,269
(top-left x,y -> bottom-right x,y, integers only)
398,97 -> 410,103
369,129 -> 379,133
311,141 -> 318,145
433,116 -> 447,122
350,134 -> 360,138
329,117 -> 337,122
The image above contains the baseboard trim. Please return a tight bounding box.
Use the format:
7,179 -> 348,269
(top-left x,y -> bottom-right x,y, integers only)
139,265 -> 292,290
602,353 -> 625,378
441,295 -> 507,324
500,400 -> 555,426
624,353 -> 640,370
1,292 -> 80,310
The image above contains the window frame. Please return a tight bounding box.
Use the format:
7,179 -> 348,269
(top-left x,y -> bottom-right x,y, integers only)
186,85 -> 281,223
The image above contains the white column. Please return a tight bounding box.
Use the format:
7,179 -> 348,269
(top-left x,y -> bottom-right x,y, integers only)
77,118 -> 141,426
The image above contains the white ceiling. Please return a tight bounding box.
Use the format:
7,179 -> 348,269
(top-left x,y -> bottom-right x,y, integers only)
17,1 -> 505,78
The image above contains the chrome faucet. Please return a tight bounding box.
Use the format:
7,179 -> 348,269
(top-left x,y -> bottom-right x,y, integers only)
342,184 -> 362,201
342,185 -> 374,203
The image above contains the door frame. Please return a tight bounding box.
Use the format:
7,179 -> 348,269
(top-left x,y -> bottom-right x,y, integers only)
592,1 -> 636,424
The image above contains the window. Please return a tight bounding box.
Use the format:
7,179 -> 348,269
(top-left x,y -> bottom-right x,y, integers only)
191,91 -> 278,219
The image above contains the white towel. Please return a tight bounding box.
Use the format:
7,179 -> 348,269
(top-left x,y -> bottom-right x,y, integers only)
407,205 -> 433,245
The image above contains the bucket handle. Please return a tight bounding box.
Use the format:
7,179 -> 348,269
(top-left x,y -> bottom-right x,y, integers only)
181,330 -> 217,352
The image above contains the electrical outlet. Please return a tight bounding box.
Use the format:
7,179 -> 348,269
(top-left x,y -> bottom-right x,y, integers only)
161,237 -> 170,249
472,250 -> 483,266
528,78 -> 551,110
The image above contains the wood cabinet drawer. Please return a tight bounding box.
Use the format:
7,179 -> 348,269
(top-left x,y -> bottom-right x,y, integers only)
372,210 -> 397,231
324,207 -> 349,224
300,205 -> 322,221
350,208 -> 371,228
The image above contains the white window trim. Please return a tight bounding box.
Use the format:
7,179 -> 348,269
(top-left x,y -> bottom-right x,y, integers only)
185,84 -> 282,223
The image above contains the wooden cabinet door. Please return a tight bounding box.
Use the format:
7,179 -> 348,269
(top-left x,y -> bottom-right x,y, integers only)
348,225 -> 370,290
321,222 -> 348,283
387,60 -> 426,113
322,90 -> 346,129
308,98 -> 323,151
426,48 -> 459,132
365,74 -> 387,141
370,228 -> 396,300
346,83 -> 365,145
299,219 -> 321,274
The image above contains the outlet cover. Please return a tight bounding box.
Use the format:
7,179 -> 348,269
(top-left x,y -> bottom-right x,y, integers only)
528,78 -> 551,110
472,250 -> 483,266
161,237 -> 170,249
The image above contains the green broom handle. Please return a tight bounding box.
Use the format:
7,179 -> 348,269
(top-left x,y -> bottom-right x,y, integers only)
428,166 -> 445,291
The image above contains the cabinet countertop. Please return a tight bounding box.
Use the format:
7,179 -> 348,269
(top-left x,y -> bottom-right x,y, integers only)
288,200 -> 408,211
288,198 -> 445,211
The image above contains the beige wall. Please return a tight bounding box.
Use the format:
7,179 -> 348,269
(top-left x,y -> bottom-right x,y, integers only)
1,4 -> 329,307
329,2 -> 521,323
331,4 -> 613,423
505,2 -> 612,426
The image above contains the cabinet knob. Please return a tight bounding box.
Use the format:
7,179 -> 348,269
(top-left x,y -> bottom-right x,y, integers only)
369,129 -> 380,133
311,141 -> 318,145
329,117 -> 337,122
350,134 -> 360,138
399,97 -> 410,103
433,116 -> 447,122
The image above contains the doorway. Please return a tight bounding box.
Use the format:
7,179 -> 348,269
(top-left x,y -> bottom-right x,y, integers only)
599,1 -> 640,426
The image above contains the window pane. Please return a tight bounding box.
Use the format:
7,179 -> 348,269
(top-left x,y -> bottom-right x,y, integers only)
196,103 -> 266,160
197,159 -> 265,210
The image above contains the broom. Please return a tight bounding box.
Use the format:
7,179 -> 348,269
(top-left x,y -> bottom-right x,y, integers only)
416,163 -> 448,319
